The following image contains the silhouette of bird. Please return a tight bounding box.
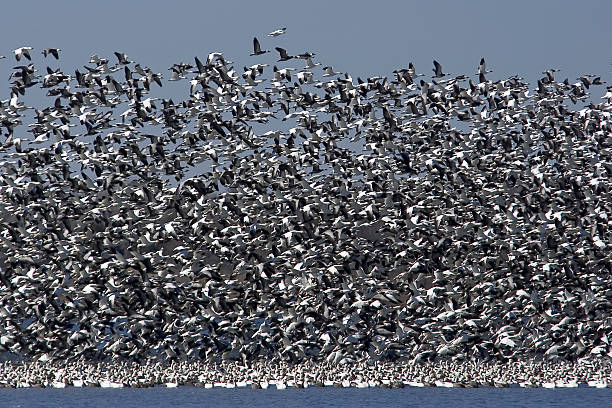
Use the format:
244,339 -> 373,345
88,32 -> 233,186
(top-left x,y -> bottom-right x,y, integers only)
250,37 -> 269,56
275,47 -> 293,61
432,60 -> 445,77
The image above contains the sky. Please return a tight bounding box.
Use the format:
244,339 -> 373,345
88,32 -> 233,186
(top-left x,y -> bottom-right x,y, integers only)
0,0 -> 610,90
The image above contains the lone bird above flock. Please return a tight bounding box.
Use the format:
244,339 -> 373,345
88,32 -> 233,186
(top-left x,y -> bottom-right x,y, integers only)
432,59 -> 445,77
477,57 -> 491,75
267,27 -> 287,37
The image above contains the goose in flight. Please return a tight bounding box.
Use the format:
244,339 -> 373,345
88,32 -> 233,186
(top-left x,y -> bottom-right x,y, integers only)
477,58 -> 491,83
14,47 -> 33,61
296,52 -> 316,59
432,60 -> 445,78
267,27 -> 287,37
408,62 -> 425,78
477,58 -> 491,75
542,68 -> 559,83
89,54 -> 108,65
303,57 -> 320,70
114,52 -> 132,65
250,38 -> 269,56
42,48 -> 61,60
275,47 -> 293,61
323,66 -> 341,77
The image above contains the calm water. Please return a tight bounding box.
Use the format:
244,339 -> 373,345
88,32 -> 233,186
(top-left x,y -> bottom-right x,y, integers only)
1,387 -> 611,408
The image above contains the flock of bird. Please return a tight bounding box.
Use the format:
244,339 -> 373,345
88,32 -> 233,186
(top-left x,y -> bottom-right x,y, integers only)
2,359 -> 611,389
0,28 -> 611,367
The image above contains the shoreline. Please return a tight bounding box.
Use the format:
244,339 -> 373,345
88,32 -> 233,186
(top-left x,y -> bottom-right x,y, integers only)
1,360 -> 611,389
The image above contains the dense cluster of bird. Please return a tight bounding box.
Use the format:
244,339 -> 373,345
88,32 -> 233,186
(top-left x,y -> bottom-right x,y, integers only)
1,359 -> 611,389
0,30 -> 611,366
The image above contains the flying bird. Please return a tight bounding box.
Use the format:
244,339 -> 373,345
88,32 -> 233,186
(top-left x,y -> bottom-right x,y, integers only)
323,66 -> 341,77
267,27 -> 287,37
432,60 -> 445,78
296,52 -> 316,59
14,47 -> 33,61
275,47 -> 293,61
477,57 -> 491,75
42,48 -> 61,60
250,37 -> 269,56
303,57 -> 320,69
114,52 -> 131,65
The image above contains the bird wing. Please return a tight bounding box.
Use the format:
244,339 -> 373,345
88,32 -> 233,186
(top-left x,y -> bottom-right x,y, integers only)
195,56 -> 205,73
275,47 -> 287,58
433,60 -> 442,74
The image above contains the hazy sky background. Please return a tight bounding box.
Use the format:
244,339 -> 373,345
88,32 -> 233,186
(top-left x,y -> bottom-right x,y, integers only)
0,0 -> 610,92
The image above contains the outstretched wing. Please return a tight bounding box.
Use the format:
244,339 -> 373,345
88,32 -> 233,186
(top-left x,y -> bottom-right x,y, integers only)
253,38 -> 262,54
275,47 -> 287,58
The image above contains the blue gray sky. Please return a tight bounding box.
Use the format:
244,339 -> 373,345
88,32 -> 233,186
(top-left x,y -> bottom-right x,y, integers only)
0,0 -> 610,89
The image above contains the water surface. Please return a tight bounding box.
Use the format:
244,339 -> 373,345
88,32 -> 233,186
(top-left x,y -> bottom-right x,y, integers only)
1,386 -> 611,408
